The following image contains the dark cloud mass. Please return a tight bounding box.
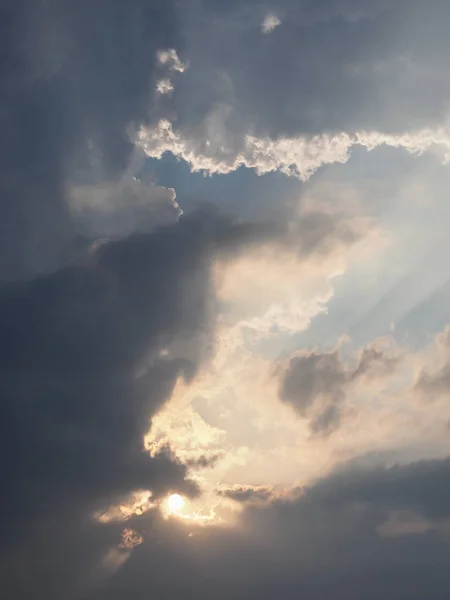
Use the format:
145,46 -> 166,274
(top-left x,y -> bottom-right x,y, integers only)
0,208 -> 277,598
100,458 -> 450,600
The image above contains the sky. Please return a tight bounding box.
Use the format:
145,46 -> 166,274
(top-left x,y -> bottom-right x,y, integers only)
3,1 -> 450,598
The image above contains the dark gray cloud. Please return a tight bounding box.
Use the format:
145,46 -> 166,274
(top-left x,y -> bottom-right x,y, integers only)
0,0 -> 178,281
415,326 -> 450,399
280,344 -> 399,433
0,3 -> 198,596
217,484 -> 276,504
98,457 -> 450,600
281,350 -> 347,415
186,454 -> 223,469
304,457 -> 450,520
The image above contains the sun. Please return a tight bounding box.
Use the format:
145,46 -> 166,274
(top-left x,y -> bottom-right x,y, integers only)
167,493 -> 185,514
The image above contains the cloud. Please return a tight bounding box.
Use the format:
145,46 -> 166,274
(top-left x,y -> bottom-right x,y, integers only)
217,484 -> 277,503
415,325 -> 450,399
156,78 -> 175,95
2,180 -> 384,596
261,13 -> 281,34
133,0 -> 450,189
68,175 -> 182,239
0,0 -> 179,281
118,528 -> 143,550
303,456 -> 450,521
175,1 -> 450,141
4,2 -> 450,599
138,119 -> 450,181
145,200 -> 377,480
212,198 -> 374,338
0,208 -> 289,597
280,339 -> 400,433
157,48 -> 188,73
98,455 -> 450,600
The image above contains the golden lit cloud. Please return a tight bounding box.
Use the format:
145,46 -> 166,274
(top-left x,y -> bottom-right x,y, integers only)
95,490 -> 155,523
143,220 -> 392,520
119,529 -> 143,550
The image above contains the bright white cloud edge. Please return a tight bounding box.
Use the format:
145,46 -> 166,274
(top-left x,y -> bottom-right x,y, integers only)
137,119 -> 450,181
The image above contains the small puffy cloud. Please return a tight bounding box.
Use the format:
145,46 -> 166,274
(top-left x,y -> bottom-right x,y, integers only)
280,339 -> 400,434
156,78 -> 175,95
119,529 -> 143,550
261,13 -> 281,33
304,456 -> 450,521
157,49 -> 187,73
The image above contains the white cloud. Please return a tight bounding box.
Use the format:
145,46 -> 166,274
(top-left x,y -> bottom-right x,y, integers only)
156,78 -> 174,95
137,119 -> 450,181
157,49 -> 188,73
261,13 -> 281,33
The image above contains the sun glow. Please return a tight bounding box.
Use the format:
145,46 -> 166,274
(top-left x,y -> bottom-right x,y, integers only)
166,494 -> 185,514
